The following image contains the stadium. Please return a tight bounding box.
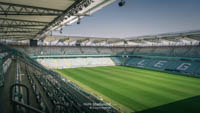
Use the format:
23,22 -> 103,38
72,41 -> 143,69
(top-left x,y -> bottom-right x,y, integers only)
0,0 -> 200,113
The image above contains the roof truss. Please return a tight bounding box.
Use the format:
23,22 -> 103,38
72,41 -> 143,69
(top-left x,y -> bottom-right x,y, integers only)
0,2 -> 64,16
0,0 -> 117,41
0,35 -> 35,39
0,27 -> 41,32
0,18 -> 48,27
36,0 -> 88,38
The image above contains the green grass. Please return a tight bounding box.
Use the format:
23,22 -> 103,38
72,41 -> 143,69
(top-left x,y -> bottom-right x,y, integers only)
56,66 -> 200,113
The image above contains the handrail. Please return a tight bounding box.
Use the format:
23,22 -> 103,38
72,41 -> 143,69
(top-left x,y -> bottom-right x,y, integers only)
10,83 -> 29,105
10,83 -> 44,113
12,100 -> 44,113
53,104 -> 69,113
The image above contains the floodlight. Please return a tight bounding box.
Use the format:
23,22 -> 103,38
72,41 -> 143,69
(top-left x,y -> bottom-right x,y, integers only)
119,0 -> 125,7
77,18 -> 81,24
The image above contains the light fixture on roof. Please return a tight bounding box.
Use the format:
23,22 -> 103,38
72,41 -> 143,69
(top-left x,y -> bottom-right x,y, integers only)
83,3 -> 88,8
77,17 -> 81,24
79,6 -> 83,11
64,17 -> 68,20
60,28 -> 63,34
84,0 -> 91,8
69,11 -> 74,16
119,0 -> 126,7
74,9 -> 78,14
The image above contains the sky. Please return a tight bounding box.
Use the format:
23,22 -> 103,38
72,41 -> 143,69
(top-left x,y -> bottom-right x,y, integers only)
53,0 -> 200,38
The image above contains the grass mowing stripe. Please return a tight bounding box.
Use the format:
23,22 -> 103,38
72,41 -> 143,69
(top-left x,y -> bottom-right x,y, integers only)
56,66 -> 200,113
115,66 -> 200,84
108,66 -> 200,89
60,68 -> 147,111
66,67 -> 198,105
75,67 -> 192,110
79,67 -> 176,100
74,68 -> 152,108
102,66 -> 200,94
70,68 -> 168,111
55,70 -> 133,113
90,67 -> 197,98
113,66 -> 200,84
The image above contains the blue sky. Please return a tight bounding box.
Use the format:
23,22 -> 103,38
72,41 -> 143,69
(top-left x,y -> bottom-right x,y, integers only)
54,0 -> 200,38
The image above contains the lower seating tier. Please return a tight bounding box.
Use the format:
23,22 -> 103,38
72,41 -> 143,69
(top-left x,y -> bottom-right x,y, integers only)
125,57 -> 200,77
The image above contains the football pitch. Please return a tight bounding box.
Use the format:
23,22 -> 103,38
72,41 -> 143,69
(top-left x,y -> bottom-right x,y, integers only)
56,66 -> 200,113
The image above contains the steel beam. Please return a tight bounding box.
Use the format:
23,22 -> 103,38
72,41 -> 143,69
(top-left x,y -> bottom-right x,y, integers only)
0,34 -> 37,37
0,36 -> 33,38
0,2 -> 64,16
1,25 -> 45,27
0,34 -> 36,37
0,27 -> 41,32
0,34 -> 34,36
0,36 -> 34,40
36,0 -> 85,38
0,36 -> 34,39
0,18 -> 48,27
1,26 -> 44,29
0,31 -> 39,33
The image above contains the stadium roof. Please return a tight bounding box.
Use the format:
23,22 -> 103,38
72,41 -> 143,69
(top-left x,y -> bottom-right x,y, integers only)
126,30 -> 200,41
0,0 -> 115,40
42,30 -> 200,46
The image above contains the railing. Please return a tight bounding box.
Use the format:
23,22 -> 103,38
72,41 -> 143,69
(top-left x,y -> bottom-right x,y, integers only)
10,83 -> 44,113
53,104 -> 69,113
3,42 -> 119,113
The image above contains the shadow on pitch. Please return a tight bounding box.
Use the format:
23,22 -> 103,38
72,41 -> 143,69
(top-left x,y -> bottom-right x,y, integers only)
136,95 -> 200,113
